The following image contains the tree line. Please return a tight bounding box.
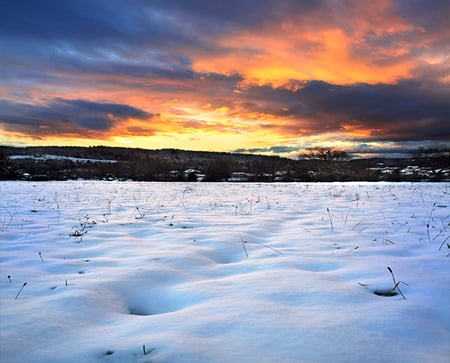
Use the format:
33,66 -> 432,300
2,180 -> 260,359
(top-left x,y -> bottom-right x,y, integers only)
0,146 -> 448,182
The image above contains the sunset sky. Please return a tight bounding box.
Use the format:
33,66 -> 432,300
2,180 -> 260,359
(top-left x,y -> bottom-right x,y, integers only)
1,0 -> 449,158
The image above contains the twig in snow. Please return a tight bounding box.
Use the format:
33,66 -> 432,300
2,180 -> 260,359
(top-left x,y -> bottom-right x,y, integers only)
14,282 -> 27,299
142,344 -> 154,355
346,246 -> 359,253
134,206 -> 145,219
242,239 -> 284,255
352,217 -> 366,231
241,237 -> 249,259
300,224 -> 310,233
438,236 -> 449,251
7,275 -> 12,283
344,208 -> 351,225
327,208 -> 334,231
38,252 -> 44,262
101,213 -> 108,223
387,266 -> 408,300
382,238 -> 395,245
425,203 -> 437,242
52,192 -> 60,209
432,218 -> 449,241
387,266 -> 396,285
426,223 -> 431,243
265,196 -> 270,210
0,203 -> 16,232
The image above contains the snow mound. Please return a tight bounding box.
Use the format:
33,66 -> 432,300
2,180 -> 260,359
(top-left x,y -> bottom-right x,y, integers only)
0,181 -> 449,363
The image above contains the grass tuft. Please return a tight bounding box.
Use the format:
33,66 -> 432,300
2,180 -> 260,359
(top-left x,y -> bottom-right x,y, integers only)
326,208 -> 334,231
14,282 -> 28,299
387,266 -> 408,300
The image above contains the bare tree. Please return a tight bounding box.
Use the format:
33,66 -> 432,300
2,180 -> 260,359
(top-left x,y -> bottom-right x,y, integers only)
302,148 -> 350,161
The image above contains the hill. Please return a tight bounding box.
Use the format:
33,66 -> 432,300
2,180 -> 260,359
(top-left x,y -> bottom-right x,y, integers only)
0,145 -> 448,182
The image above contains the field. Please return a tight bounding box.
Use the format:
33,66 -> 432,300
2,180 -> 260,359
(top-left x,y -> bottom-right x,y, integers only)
0,181 -> 449,363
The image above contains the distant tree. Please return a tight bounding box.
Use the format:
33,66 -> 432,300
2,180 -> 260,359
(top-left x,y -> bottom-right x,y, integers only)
204,159 -> 232,181
302,148 -> 350,161
0,150 -> 19,179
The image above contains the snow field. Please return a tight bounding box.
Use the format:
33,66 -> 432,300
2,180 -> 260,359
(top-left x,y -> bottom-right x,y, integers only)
0,181 -> 449,363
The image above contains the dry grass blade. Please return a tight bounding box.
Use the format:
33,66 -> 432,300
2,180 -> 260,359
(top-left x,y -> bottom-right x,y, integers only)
243,240 -> 284,255
14,282 -> 28,299
327,208 -> 334,231
241,237 -> 249,259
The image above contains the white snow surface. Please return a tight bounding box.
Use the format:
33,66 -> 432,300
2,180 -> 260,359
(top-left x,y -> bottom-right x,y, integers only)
0,181 -> 449,363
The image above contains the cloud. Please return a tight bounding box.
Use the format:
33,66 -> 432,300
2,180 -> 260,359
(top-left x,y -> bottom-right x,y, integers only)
234,146 -> 298,154
393,0 -> 450,33
2,0 -> 448,90
0,1 -> 448,154
237,79 -> 450,142
0,98 -> 153,137
1,0 -> 197,47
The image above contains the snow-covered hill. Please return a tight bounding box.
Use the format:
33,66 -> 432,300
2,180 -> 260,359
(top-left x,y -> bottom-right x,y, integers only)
1,181 -> 449,362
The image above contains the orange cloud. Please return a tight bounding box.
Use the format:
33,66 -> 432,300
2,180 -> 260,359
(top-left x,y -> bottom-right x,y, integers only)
191,1 -> 420,87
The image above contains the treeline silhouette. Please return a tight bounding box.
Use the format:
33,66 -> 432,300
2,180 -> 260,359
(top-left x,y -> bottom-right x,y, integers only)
0,146 -> 448,182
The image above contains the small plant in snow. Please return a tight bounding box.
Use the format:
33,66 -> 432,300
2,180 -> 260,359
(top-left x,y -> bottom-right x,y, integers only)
352,217 -> 366,232
346,246 -> 359,253
241,237 -> 249,258
79,215 -> 97,229
142,344 -> 154,355
438,236 -> 449,251
134,206 -> 145,219
52,192 -> 60,210
69,215 -> 96,241
241,238 -> 284,257
105,198 -> 113,214
70,229 -> 86,237
374,267 -> 408,300
0,203 -> 16,232
326,208 -> 334,231
355,193 -> 360,209
14,282 -> 28,299
382,238 -> 395,245
70,226 -> 87,241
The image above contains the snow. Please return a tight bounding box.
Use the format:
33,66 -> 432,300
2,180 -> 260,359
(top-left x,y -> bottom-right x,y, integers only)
1,181 -> 449,363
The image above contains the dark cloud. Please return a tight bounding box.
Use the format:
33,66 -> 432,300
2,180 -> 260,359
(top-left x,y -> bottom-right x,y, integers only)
394,0 -> 450,33
0,98 -> 152,135
125,126 -> 157,136
2,0 -> 319,60
0,0 -> 194,46
239,79 -> 450,142
0,0 -> 201,86
349,141 -> 450,158
145,0 -> 325,29
234,146 -> 298,154
1,0 -> 446,89
0,0 -> 326,75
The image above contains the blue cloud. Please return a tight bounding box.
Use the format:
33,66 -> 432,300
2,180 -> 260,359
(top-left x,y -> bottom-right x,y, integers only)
0,98 -> 153,133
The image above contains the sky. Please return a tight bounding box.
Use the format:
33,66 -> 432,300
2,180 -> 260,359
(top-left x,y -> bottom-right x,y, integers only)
0,0 -> 449,158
